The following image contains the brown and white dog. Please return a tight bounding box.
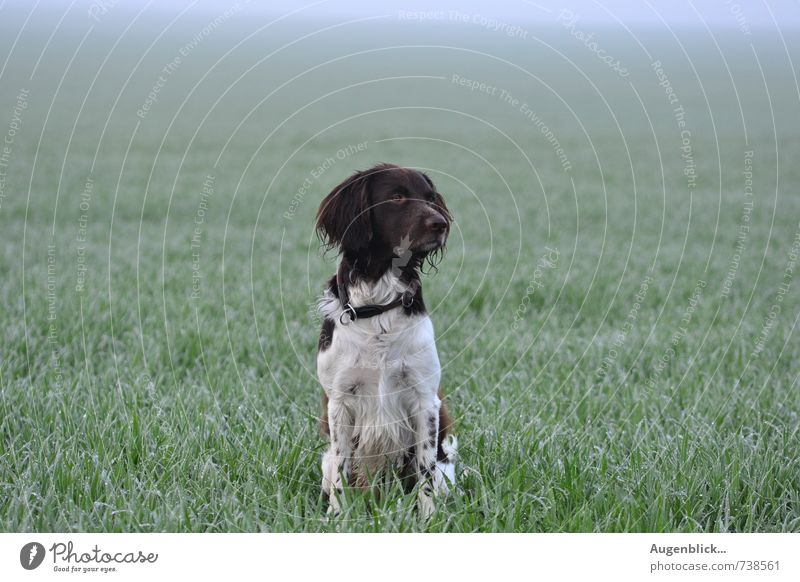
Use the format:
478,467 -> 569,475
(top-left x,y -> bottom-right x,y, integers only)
315,163 -> 456,516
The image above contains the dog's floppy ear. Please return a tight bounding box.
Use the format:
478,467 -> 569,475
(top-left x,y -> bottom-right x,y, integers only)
421,172 -> 451,224
316,169 -> 373,252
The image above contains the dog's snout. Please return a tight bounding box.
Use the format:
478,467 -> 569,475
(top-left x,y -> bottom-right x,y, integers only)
426,214 -> 448,233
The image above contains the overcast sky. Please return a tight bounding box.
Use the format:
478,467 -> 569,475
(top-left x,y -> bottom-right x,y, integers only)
192,0 -> 799,28
3,0 -> 799,29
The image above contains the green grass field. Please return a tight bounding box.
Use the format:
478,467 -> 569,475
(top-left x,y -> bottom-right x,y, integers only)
1,6 -> 799,532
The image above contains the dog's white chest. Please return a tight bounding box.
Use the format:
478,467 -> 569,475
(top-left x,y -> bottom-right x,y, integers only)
317,275 -> 441,468
317,311 -> 440,396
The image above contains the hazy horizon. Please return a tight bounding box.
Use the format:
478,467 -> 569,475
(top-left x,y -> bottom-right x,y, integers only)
1,0 -> 800,30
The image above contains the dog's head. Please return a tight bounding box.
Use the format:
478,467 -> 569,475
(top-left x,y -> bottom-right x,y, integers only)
316,163 -> 451,263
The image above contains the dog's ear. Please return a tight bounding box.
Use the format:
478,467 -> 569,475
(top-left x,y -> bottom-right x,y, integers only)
316,170 -> 373,252
421,172 -> 451,224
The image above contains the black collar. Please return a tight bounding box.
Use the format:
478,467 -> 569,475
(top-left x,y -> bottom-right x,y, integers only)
336,269 -> 417,325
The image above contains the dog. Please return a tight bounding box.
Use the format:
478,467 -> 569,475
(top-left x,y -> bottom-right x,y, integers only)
315,163 -> 457,516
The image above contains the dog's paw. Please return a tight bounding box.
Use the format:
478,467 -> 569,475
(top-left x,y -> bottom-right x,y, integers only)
418,491 -> 435,519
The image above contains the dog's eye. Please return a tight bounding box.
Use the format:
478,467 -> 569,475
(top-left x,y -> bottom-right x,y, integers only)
391,192 -> 404,202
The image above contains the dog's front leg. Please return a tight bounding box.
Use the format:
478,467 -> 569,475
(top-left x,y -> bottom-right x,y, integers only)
322,393 -> 353,515
412,394 -> 440,518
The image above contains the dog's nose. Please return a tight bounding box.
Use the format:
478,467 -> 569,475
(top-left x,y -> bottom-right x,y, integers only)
426,214 -> 448,233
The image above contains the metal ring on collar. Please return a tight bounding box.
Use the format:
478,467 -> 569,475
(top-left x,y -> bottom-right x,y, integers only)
339,303 -> 357,325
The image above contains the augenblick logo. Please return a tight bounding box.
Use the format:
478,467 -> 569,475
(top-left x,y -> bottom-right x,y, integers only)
19,541 -> 158,572
20,542 -> 46,570
650,543 -> 722,557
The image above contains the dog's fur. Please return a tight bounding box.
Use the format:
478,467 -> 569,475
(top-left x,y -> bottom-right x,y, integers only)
315,163 -> 456,516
